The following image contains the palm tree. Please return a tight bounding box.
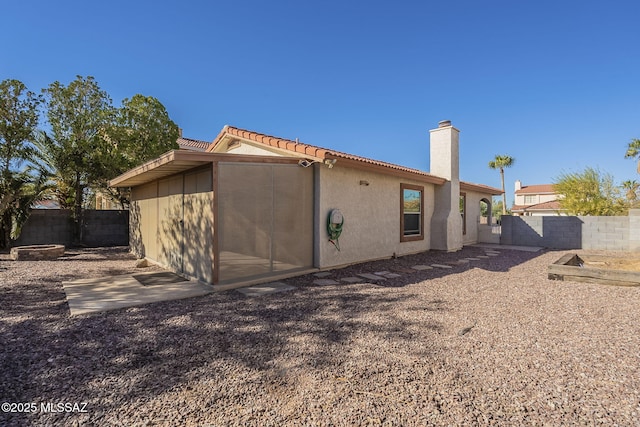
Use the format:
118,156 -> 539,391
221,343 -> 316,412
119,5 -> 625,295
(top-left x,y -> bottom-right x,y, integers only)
488,154 -> 515,215
621,180 -> 639,202
625,139 -> 640,173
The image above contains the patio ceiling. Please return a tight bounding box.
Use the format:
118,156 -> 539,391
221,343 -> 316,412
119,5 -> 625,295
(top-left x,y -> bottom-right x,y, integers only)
109,150 -> 303,188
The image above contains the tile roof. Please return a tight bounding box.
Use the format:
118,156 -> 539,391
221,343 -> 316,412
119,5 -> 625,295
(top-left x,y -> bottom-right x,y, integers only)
178,137 -> 211,152
515,184 -> 556,195
209,126 -> 501,192
211,126 -> 439,174
512,200 -> 563,212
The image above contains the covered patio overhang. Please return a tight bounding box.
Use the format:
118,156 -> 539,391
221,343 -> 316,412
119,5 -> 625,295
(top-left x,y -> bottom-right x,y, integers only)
109,150 -> 302,188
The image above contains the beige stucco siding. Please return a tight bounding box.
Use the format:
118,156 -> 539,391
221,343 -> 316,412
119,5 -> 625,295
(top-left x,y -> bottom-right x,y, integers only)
515,193 -> 557,205
317,164 -> 435,269
461,191 -> 491,245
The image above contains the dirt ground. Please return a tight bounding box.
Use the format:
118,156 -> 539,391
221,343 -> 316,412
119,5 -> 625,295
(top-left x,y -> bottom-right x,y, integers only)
583,257 -> 640,272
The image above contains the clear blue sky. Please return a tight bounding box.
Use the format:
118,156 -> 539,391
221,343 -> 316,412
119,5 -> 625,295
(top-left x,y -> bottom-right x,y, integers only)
3,0 -> 640,206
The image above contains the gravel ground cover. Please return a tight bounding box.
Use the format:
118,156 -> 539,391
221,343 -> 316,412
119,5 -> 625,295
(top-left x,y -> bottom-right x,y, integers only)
1,246 -> 639,426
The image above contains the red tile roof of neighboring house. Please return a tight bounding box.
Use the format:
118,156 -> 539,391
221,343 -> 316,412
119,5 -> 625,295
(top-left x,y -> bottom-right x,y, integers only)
209,126 -> 502,193
512,200 -> 563,212
33,199 -> 60,209
515,184 -> 556,195
178,137 -> 211,152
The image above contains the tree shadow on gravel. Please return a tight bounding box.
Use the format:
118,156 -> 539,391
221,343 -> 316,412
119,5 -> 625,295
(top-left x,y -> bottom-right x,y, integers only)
289,246 -> 547,290
0,275 -> 448,425
0,245 -> 545,425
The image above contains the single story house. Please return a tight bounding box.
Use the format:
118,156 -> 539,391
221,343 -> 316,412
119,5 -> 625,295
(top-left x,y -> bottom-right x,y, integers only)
109,120 -> 502,287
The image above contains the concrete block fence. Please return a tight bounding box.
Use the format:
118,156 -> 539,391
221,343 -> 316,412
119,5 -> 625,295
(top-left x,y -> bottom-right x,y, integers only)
500,209 -> 640,251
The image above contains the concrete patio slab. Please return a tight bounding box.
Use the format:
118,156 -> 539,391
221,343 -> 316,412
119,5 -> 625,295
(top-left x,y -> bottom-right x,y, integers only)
313,272 -> 333,278
358,273 -> 387,281
411,265 -> 433,270
431,264 -> 453,269
236,281 -> 296,297
313,279 -> 340,286
63,273 -> 213,316
379,273 -> 402,278
341,276 -> 363,283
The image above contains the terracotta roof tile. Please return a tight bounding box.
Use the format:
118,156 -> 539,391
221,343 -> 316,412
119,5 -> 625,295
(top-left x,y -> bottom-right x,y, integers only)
208,126 -> 501,192
178,137 -> 211,152
209,126 -> 449,182
512,200 -> 563,212
515,184 -> 556,195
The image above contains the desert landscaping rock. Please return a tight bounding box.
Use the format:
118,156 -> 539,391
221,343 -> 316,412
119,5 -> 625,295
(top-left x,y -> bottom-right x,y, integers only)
2,246 -> 640,425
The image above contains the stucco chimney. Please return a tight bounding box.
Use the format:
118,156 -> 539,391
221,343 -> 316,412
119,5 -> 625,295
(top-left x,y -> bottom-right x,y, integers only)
515,180 -> 522,192
429,120 -> 462,251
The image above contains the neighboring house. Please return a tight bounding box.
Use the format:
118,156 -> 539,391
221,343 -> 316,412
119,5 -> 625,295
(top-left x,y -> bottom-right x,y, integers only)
110,121 -> 502,287
33,199 -> 60,209
512,180 -> 565,216
177,135 -> 211,152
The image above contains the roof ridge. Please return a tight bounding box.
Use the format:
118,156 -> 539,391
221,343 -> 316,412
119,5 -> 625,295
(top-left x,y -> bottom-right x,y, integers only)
178,136 -> 210,143
211,125 -> 501,192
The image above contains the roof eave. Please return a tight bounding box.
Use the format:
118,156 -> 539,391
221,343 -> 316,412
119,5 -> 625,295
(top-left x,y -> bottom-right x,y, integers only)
109,151 -> 303,188
460,182 -> 503,195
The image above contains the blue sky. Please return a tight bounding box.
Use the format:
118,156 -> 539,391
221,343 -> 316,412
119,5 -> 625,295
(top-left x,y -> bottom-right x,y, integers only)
3,0 -> 640,206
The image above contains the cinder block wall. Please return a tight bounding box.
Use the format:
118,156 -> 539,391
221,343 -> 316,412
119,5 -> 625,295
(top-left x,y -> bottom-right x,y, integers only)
501,210 -> 640,251
500,216 -> 582,249
581,216 -> 628,250
13,209 -> 129,247
82,210 -> 129,247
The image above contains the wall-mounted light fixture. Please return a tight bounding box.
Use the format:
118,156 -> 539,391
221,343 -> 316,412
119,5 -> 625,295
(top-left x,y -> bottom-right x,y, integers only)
359,180 -> 370,186
324,159 -> 337,168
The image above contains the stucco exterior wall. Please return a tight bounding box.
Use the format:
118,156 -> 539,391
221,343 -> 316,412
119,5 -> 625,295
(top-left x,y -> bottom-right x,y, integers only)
515,193 -> 557,205
316,164 -> 435,269
225,142 -> 284,156
461,191 -> 490,245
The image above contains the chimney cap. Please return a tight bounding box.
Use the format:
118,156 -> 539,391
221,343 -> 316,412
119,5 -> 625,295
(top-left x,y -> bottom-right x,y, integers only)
438,120 -> 452,128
